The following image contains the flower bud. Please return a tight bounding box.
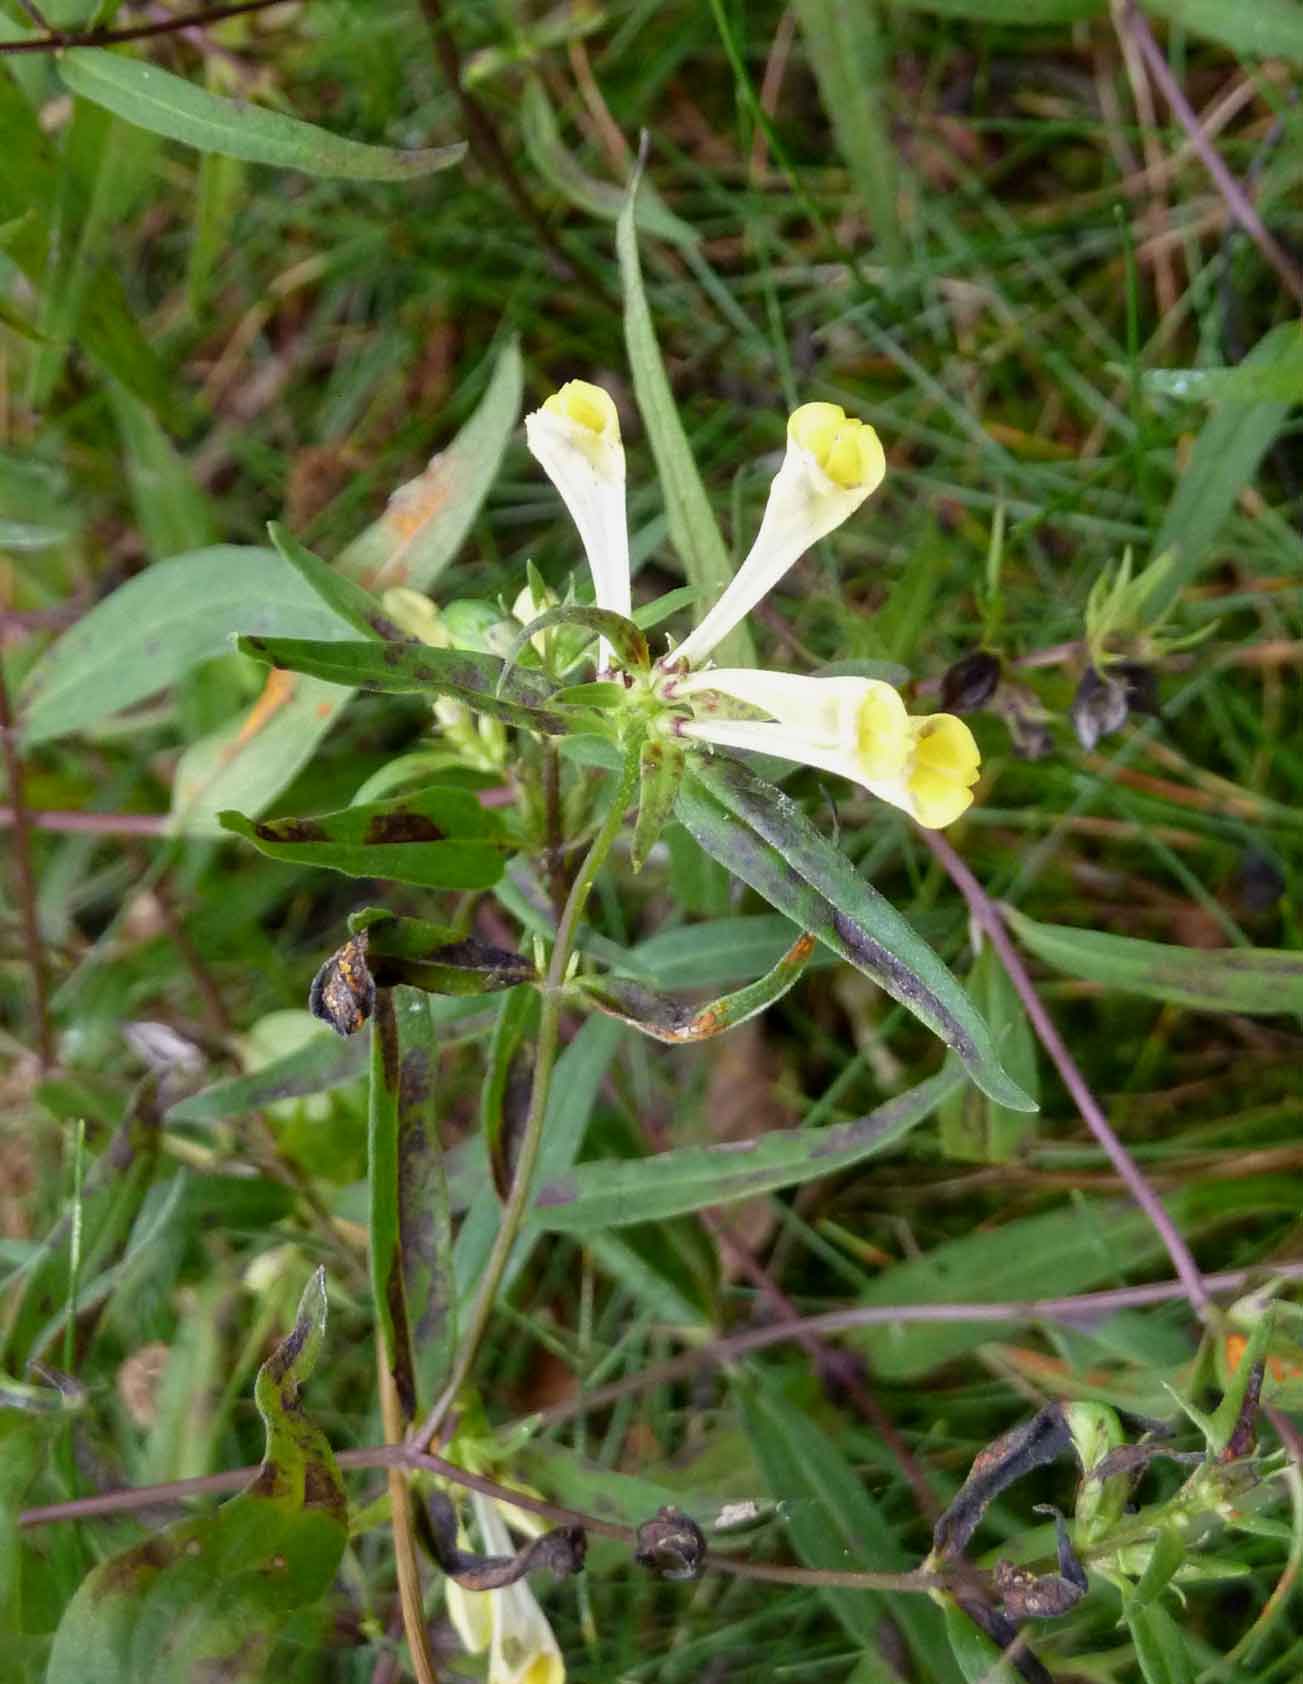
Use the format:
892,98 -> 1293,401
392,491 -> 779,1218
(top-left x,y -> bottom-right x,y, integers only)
634,1506 -> 707,1582
308,933 -> 374,1037
940,649 -> 1002,714
1070,666 -> 1129,751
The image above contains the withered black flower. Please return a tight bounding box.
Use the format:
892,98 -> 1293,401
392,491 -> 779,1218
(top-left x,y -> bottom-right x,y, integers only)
941,649 -> 1002,714
634,1506 -> 706,1582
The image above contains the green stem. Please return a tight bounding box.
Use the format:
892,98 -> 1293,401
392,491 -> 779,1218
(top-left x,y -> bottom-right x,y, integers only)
410,742 -> 642,1449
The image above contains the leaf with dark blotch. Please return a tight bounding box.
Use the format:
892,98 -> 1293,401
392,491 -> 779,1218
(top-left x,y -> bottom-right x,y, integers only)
500,602 -> 650,681
350,907 -> 535,996
221,786 -> 511,890
393,992 -> 458,1408
1003,905 -> 1303,1017
577,932 -> 815,1043
932,1406 -> 1072,1560
631,734 -> 685,873
533,1066 -> 960,1233
1208,1304 -> 1274,1459
267,522 -> 409,643
426,1491 -> 585,1589
482,985 -> 542,1202
370,991 -> 456,1421
46,1270 -> 346,1684
237,634 -> 582,734
2,1093 -> 160,1374
676,756 -> 1035,1112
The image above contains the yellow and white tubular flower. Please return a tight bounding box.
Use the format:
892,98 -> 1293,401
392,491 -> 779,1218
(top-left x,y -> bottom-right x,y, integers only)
526,381 -> 980,828
673,668 -> 981,830
524,380 -> 629,668
671,401 -> 886,670
444,1492 -> 565,1684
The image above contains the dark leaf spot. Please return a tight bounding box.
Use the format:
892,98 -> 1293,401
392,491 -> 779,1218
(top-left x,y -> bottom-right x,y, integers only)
363,811 -> 446,845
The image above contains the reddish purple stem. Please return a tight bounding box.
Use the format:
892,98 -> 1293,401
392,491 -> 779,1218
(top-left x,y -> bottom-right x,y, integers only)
920,825 -> 1211,1319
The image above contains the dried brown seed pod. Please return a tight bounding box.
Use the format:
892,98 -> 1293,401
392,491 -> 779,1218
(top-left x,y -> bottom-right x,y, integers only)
308,933 -> 375,1037
634,1506 -> 706,1582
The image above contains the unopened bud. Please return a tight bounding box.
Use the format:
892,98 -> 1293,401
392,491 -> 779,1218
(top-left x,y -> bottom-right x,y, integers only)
1114,660 -> 1159,718
308,933 -> 375,1037
634,1506 -> 706,1582
996,684 -> 1053,761
1070,666 -> 1129,751
940,649 -> 1002,714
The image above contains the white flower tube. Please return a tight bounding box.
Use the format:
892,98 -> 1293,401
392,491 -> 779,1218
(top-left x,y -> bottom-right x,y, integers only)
671,402 -> 886,671
524,381 -> 630,673
446,1492 -> 566,1684
677,669 -> 980,829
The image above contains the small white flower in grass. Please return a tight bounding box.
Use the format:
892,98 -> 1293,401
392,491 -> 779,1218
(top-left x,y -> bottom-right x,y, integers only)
675,668 -> 981,830
445,1491 -> 566,1684
524,381 -> 630,668
670,401 -> 886,671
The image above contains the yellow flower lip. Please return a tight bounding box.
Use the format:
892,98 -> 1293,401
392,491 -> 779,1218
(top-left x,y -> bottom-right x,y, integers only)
906,714 -> 981,829
788,401 -> 885,493
542,379 -> 618,439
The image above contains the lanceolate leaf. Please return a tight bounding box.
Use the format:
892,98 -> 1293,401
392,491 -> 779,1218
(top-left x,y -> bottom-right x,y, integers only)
481,985 -> 542,1202
167,338 -> 523,830
45,1270 -> 347,1684
337,337 -> 523,590
267,522 -> 407,642
349,908 -> 536,996
1147,322 -> 1303,619
1146,0 -> 1303,62
742,1384 -> 958,1679
20,546 -> 355,746
453,1017 -> 622,1303
238,635 -> 577,734
221,787 -> 511,891
370,991 -> 456,1421
1127,1602 -> 1198,1684
500,603 -> 650,681
533,1066 -> 960,1232
940,944 -> 1039,1164
59,49 -> 466,180
165,1030 -> 370,1125
1003,906 -> 1303,1016
577,931 -> 815,1044
520,78 -> 698,247
631,735 -> 686,873
676,756 -> 1034,1110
